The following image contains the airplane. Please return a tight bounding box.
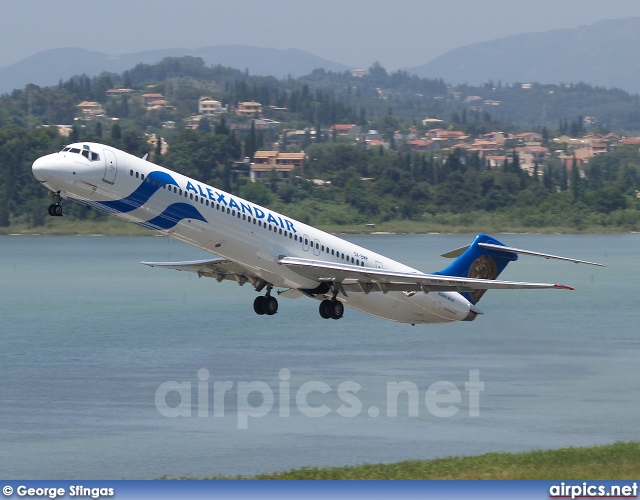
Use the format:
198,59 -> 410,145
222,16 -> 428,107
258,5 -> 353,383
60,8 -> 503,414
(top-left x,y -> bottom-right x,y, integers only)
32,142 -> 603,325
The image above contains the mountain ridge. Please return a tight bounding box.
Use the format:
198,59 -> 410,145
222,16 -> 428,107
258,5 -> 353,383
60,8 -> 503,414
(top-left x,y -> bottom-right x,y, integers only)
0,45 -> 351,95
3,18 -> 640,95
406,18 -> 640,93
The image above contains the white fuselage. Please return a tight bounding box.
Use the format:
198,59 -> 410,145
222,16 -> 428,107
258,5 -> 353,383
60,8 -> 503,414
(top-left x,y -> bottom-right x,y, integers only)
32,143 -> 476,324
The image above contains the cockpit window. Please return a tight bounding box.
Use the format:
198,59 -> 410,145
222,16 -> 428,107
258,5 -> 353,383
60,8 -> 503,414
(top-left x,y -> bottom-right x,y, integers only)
61,145 -> 100,161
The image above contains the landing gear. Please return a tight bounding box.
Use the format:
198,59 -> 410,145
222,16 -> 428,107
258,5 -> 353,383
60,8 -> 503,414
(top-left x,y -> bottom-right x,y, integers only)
318,283 -> 345,320
47,192 -> 63,217
48,204 -> 63,217
319,299 -> 344,320
253,285 -> 278,316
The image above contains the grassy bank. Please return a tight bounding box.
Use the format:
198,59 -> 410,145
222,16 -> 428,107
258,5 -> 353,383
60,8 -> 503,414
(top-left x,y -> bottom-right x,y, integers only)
0,217 -> 151,236
185,442 -> 640,480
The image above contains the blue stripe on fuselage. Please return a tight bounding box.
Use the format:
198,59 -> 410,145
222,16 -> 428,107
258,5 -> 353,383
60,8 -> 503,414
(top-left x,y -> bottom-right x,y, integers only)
102,171 -> 179,213
145,202 -> 208,230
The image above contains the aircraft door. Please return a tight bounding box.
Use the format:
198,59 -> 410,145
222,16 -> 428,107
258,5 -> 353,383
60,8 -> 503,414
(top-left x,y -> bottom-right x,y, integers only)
313,238 -> 321,256
102,149 -> 117,184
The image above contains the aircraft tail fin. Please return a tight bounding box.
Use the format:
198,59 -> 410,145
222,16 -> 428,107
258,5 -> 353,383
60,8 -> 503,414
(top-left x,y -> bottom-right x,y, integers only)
436,234 -> 517,304
438,233 -> 604,304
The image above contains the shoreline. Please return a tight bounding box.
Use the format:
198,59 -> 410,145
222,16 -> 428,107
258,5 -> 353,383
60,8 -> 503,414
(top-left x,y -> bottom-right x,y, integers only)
2,225 -> 638,237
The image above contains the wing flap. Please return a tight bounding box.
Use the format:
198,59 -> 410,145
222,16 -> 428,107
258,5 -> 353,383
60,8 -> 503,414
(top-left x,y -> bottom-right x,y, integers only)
141,258 -> 264,286
278,256 -> 573,292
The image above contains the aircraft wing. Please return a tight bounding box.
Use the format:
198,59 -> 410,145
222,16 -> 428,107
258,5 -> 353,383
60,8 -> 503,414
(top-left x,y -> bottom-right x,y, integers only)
141,258 -> 267,288
278,256 -> 574,294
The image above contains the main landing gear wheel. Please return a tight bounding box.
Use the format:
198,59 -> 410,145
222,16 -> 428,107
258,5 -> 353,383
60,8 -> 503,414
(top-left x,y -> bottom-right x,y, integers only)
253,296 -> 266,315
253,291 -> 278,316
319,299 -> 344,320
48,204 -> 63,217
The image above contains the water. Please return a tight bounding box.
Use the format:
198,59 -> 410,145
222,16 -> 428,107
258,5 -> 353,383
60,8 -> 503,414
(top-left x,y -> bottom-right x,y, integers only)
0,233 -> 638,479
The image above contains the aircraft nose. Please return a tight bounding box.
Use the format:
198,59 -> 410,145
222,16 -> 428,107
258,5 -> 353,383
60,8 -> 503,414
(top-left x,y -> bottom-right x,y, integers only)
32,154 -> 55,182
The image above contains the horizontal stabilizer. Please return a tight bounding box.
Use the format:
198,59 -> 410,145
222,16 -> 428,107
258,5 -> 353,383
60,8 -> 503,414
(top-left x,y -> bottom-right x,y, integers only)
440,245 -> 470,259
477,243 -> 605,267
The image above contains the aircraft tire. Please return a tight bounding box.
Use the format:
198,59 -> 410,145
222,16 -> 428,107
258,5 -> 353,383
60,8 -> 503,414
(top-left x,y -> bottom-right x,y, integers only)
319,299 -> 332,319
48,204 -> 62,217
264,296 -> 278,315
330,300 -> 344,320
253,296 -> 266,315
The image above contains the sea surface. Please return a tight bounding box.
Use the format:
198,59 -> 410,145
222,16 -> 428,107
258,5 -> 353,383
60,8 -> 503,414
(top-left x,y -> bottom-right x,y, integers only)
0,233 -> 638,479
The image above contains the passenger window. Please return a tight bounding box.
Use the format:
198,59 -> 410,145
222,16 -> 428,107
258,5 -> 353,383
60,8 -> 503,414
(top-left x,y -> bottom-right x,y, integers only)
141,174 -> 145,180
279,228 -> 282,235
179,189 -> 182,195
136,172 -> 139,179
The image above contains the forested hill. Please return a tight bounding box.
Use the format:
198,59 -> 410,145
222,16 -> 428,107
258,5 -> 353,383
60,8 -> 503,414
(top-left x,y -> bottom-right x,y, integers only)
0,56 -> 639,233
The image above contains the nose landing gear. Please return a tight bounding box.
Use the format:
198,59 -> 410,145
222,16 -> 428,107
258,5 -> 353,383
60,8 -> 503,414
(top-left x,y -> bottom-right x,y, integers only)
47,192 -> 64,217
48,204 -> 63,217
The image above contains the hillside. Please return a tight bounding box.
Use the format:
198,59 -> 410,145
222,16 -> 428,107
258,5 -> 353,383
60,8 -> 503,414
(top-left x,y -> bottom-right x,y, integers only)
181,442 -> 640,479
0,45 -> 350,95
408,18 -> 640,94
